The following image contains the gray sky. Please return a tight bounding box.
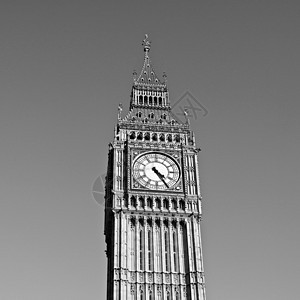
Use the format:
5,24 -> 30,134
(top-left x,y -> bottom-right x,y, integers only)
1,1 -> 299,299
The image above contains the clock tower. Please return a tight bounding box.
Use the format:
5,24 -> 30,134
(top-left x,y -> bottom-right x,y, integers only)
104,35 -> 206,300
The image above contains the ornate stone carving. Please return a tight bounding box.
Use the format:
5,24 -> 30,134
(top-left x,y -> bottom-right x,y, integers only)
130,272 -> 135,281
130,284 -> 135,295
157,285 -> 162,296
166,274 -> 170,283
181,274 -> 186,284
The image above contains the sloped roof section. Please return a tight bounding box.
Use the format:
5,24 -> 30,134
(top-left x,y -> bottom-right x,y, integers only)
134,35 -> 167,90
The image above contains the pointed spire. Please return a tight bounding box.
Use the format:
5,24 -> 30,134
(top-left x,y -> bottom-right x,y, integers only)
134,34 -> 166,90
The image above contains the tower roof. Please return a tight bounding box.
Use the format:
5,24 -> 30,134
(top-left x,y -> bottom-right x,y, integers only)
134,34 -> 167,90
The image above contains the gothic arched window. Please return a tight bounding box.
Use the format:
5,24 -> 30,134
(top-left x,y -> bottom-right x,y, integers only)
159,134 -> 165,142
149,96 -> 153,105
159,97 -> 162,105
152,133 -> 157,141
139,197 -> 144,208
130,132 -> 136,140
130,196 -> 136,207
179,200 -> 185,210
144,132 -> 150,141
154,97 -> 158,106
167,134 -> 172,142
155,198 -> 160,209
139,95 -> 143,105
147,197 -> 152,208
137,132 -> 143,140
171,199 -> 177,210
144,95 -> 148,105
163,199 -> 169,209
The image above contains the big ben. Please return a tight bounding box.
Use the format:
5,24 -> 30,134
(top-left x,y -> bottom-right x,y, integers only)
104,35 -> 206,300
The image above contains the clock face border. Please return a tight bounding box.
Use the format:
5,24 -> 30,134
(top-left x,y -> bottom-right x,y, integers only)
131,151 -> 182,192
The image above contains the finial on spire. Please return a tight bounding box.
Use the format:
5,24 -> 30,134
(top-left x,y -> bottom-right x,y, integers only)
163,72 -> 167,84
142,34 -> 151,54
184,108 -> 190,125
133,70 -> 137,81
117,103 -> 123,120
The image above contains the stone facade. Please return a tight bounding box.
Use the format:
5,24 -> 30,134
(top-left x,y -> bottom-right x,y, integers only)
104,35 -> 206,300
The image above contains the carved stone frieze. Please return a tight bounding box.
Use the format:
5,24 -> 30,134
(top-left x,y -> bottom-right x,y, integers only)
156,274 -> 161,282
130,272 -> 136,281
130,284 -> 135,294
165,274 -> 170,283
157,285 -> 162,296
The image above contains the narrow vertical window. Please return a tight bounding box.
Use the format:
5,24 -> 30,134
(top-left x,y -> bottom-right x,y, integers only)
140,230 -> 144,270
156,230 -> 161,271
144,95 -> 148,105
165,231 -> 169,271
131,222 -> 136,270
148,230 -> 152,270
173,231 -> 178,272
147,197 -> 152,208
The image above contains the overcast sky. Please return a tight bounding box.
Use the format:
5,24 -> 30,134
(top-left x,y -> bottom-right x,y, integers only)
1,1 -> 299,299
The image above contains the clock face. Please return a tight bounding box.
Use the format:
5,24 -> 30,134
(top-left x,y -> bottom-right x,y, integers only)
132,152 -> 180,190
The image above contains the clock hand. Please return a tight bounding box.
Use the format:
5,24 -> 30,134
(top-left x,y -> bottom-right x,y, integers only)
160,177 -> 169,188
152,167 -> 169,188
152,167 -> 162,178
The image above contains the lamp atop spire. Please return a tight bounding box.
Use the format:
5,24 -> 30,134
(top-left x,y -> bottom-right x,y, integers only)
142,34 -> 151,54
